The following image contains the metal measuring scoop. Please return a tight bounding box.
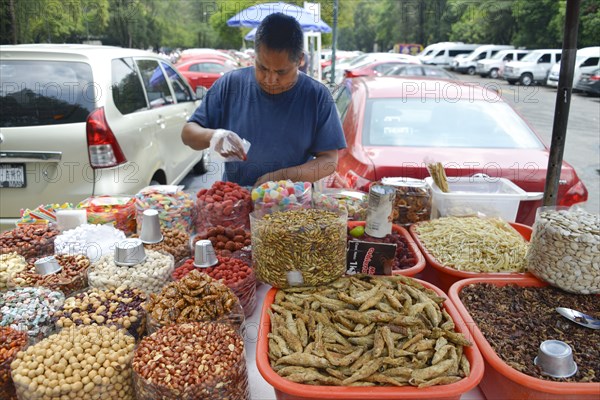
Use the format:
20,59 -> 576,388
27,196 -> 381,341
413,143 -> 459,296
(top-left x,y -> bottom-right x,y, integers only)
556,307 -> 600,330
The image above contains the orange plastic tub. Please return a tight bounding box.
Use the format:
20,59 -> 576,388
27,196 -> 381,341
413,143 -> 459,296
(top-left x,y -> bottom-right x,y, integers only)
449,276 -> 600,400
409,222 -> 532,292
256,278 -> 484,400
347,221 -> 425,277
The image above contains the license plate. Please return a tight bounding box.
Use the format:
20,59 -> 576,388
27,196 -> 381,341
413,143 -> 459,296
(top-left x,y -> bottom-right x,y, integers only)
0,163 -> 26,188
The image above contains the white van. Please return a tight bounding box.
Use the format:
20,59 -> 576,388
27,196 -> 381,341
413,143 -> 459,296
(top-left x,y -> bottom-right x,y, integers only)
503,49 -> 562,86
420,43 -> 481,67
477,49 -> 530,78
417,42 -> 462,59
546,46 -> 600,87
452,45 -> 514,75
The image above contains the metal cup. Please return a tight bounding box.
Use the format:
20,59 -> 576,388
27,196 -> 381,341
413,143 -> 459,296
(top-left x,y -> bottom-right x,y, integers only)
193,240 -> 218,268
140,209 -> 163,244
56,209 -> 87,232
534,340 -> 578,378
34,256 -> 62,275
114,238 -> 147,266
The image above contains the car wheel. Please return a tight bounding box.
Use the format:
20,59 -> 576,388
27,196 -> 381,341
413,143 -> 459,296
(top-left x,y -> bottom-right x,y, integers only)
467,67 -> 475,75
489,68 -> 499,79
193,153 -> 208,175
520,73 -> 533,86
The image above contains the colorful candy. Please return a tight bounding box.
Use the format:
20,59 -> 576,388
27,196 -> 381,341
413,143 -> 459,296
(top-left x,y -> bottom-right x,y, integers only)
251,180 -> 312,212
78,196 -> 137,236
17,203 -> 73,225
313,189 -> 368,221
135,185 -> 195,234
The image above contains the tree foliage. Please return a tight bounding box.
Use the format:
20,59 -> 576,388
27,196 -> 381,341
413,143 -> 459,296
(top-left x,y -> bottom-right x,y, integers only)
0,0 -> 598,51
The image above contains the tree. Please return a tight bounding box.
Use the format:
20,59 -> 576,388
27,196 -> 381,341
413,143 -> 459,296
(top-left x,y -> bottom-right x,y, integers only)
511,0 -> 563,48
448,0 -> 514,44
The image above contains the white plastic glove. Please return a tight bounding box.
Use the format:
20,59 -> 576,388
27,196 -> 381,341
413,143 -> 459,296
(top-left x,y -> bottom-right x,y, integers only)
210,129 -> 250,161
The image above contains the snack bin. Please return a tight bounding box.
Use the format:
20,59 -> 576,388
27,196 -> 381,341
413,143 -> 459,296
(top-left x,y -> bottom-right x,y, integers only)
448,276 -> 600,400
347,221 -> 425,277
409,222 -> 532,292
256,278 -> 484,400
425,177 -> 543,222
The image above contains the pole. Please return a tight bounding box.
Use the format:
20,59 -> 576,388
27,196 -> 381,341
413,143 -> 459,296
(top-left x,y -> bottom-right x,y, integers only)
330,0 -> 338,85
543,0 -> 581,206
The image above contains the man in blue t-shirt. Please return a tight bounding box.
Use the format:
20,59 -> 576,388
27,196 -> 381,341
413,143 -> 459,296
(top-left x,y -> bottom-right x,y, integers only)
181,13 -> 346,187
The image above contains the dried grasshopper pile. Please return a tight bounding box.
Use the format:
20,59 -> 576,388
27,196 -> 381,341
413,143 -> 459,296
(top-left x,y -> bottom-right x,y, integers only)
268,275 -> 471,387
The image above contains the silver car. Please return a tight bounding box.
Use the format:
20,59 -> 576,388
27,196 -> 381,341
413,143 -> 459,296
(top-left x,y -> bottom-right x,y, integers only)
0,44 -> 207,231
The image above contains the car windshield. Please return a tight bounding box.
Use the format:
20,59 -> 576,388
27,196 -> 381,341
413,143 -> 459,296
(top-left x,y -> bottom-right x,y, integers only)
491,51 -> 509,60
362,98 -> 544,149
520,52 -> 544,62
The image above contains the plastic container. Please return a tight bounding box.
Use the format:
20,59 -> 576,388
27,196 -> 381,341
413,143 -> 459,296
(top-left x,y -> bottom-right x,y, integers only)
78,196 -> 137,236
410,222 -> 532,292
425,176 -> 543,222
381,177 -> 432,226
448,276 -> 600,400
256,277 -> 484,400
347,221 -> 425,277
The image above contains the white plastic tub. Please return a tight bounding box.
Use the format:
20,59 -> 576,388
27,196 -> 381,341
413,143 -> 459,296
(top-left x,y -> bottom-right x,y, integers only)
425,176 -> 543,222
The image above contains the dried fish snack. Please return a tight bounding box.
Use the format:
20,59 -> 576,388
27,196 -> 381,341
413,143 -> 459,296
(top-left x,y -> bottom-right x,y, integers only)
145,269 -> 244,333
414,216 -> 529,272
268,275 -> 472,387
251,209 -> 347,288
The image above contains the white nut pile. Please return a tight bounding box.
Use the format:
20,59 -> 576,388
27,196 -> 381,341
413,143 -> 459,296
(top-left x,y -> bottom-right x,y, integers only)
527,208 -> 600,294
0,252 -> 27,289
54,224 -> 126,263
88,250 -> 174,294
10,324 -> 135,400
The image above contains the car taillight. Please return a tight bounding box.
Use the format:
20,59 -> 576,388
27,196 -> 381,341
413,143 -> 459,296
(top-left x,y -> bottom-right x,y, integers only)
346,170 -> 372,192
344,70 -> 363,79
558,181 -> 588,206
86,107 -> 126,168
590,74 -> 600,81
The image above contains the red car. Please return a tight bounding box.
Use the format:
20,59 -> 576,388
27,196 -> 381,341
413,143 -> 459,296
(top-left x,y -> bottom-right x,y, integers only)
331,77 -> 588,225
344,56 -> 421,79
175,57 -> 236,90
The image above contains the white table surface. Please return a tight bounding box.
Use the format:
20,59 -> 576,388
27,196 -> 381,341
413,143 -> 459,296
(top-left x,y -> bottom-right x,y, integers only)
244,284 -> 486,400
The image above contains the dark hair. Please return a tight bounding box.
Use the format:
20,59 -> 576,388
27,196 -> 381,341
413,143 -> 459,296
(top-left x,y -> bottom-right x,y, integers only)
254,13 -> 304,63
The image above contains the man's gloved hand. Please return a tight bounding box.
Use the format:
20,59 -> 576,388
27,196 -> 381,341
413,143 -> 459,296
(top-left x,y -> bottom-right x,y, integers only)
210,129 -> 248,161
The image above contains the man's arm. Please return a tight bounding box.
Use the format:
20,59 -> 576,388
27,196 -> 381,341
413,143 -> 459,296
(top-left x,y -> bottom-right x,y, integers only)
254,149 -> 339,186
181,122 -> 215,151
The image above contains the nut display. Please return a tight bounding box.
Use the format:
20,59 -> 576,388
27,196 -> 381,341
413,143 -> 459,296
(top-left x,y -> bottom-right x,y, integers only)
133,228 -> 191,263
1,327 -> 28,400
133,322 -> 250,399
0,287 -> 65,342
191,225 -> 251,257
0,224 -> 59,260
173,257 -> 256,317
10,254 -> 90,296
0,253 -> 27,290
269,275 -> 472,387
382,177 -> 432,226
414,216 -> 529,273
10,324 -> 135,399
88,250 -> 174,294
251,209 -> 346,288
195,181 -> 252,233
54,287 -> 147,340
527,208 -> 600,294
146,270 -> 243,333
460,283 -> 599,382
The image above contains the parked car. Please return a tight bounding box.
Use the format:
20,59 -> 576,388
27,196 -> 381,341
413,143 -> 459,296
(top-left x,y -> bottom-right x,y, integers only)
328,53 -> 420,84
503,49 -> 562,86
419,43 -> 481,67
452,45 -> 515,75
177,48 -> 240,66
176,58 -> 236,90
575,68 -> 600,95
476,49 -> 530,78
383,64 -> 455,79
344,57 -> 421,79
331,76 -> 588,225
546,46 -> 600,88
0,44 -> 207,231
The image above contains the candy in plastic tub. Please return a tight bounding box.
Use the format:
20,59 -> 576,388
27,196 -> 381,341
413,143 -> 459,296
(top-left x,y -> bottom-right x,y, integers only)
312,188 -> 368,221
135,185 -> 195,233
78,196 -> 137,236
195,181 -> 252,233
252,180 -> 312,212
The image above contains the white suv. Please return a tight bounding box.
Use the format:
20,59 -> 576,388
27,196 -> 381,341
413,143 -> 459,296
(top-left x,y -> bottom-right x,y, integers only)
503,49 -> 562,86
0,44 -> 206,231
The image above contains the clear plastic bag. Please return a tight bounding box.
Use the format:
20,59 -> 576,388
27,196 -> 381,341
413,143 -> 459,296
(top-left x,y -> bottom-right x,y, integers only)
146,269 -> 245,334
527,206 -> 600,294
195,181 -> 253,233
78,196 -> 137,236
133,321 -> 250,400
312,188 -> 368,221
135,185 -> 196,234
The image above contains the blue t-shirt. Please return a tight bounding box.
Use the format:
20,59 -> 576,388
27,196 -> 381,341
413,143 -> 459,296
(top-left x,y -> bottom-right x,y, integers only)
188,67 -> 346,186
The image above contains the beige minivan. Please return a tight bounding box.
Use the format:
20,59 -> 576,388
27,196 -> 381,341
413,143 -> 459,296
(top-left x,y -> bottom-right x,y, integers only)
0,44 -> 207,231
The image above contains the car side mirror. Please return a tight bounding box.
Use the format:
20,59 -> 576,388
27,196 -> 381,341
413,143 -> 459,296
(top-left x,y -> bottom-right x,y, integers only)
195,86 -> 207,100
